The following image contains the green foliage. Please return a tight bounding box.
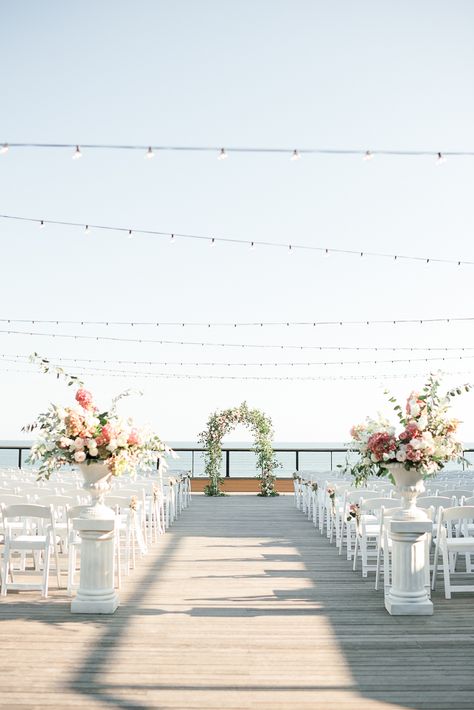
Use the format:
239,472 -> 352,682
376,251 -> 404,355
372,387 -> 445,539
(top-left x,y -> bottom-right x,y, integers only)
198,402 -> 280,496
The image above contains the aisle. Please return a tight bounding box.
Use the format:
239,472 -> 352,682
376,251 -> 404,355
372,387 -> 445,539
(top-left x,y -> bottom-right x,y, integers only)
1,494 -> 474,709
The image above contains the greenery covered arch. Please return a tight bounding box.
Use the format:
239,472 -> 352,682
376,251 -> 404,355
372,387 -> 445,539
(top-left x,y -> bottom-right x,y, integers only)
198,402 -> 280,496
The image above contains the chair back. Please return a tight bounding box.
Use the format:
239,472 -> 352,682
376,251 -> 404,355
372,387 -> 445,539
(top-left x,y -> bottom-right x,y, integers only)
439,489 -> 474,503
417,496 -> 454,510
359,497 -> 399,514
1,503 -> 53,520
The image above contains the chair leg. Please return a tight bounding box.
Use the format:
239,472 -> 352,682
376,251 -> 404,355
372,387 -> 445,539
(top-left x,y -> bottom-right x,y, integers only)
432,538 -> 440,590
1,546 -> 10,596
54,541 -> 61,589
442,546 -> 451,599
42,544 -> 51,598
375,543 -> 382,591
115,535 -> 121,589
353,536 -> 358,571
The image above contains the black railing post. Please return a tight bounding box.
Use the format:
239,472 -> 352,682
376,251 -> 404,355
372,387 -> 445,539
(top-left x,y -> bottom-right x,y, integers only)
192,450 -> 195,477
330,451 -> 333,470
295,450 -> 299,471
225,450 -> 230,477
18,448 -> 22,469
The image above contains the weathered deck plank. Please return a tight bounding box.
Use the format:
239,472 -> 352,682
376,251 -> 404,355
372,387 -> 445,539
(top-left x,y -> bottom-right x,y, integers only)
1,494 -> 474,709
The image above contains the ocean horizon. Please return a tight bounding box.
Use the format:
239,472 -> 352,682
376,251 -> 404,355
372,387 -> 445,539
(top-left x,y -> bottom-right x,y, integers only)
2,440 -> 473,477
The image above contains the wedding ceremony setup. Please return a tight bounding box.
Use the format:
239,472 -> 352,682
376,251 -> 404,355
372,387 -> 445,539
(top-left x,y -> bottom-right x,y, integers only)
1,1 -> 474,709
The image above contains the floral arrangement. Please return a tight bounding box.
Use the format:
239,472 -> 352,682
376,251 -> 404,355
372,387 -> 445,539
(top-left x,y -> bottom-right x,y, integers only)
349,375 -> 470,485
346,503 -> 360,525
198,402 -> 280,496
327,486 -> 336,511
26,386 -> 170,480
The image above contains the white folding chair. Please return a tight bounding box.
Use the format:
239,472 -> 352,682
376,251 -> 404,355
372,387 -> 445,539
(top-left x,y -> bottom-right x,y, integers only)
432,506 -> 474,598
353,498 -> 401,577
1,503 -> 61,597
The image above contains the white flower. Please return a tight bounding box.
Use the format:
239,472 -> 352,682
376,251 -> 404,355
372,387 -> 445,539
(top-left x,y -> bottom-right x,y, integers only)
74,437 -> 85,450
107,439 -> 118,453
74,450 -> 86,463
59,437 -> 73,449
396,447 -> 407,462
417,415 -> 427,430
408,400 -> 420,417
88,447 -> 98,457
117,433 -> 128,448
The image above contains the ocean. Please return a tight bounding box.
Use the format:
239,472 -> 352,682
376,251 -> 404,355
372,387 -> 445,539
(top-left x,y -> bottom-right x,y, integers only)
2,440 -> 472,477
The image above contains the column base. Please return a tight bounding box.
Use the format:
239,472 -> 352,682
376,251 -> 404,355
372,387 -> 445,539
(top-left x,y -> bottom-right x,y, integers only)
385,593 -> 433,616
71,593 -> 119,615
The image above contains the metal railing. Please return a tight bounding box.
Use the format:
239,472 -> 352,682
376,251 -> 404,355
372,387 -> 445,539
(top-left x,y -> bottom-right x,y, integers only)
3,445 -> 473,477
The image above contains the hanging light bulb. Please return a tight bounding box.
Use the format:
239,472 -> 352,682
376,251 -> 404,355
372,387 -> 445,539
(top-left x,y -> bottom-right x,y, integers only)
250,241 -> 255,250
210,238 -> 216,247
0,143 -> 8,155
218,148 -> 228,160
288,244 -> 294,253
128,229 -> 133,239
145,146 -> 154,160
72,145 -> 83,160
84,225 -> 90,235
39,220 -> 45,230
363,150 -> 373,161
290,149 -> 301,161
323,248 -> 330,257
436,152 -> 446,165
170,233 -> 176,244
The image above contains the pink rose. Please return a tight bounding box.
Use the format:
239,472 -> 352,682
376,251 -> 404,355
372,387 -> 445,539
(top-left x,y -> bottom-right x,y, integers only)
127,428 -> 140,445
75,389 -> 94,410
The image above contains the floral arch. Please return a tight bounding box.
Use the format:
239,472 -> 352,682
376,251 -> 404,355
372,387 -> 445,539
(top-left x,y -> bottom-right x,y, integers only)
198,402 -> 280,496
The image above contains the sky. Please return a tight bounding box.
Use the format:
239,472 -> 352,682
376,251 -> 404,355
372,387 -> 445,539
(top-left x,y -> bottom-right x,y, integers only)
0,0 -> 474,444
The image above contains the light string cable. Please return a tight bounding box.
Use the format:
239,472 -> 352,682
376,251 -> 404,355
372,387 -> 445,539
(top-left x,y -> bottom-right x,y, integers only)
3,352 -> 474,368
1,214 -> 472,267
1,142 -> 473,161
2,315 -> 474,329
2,327 -> 474,351
2,362 -> 473,382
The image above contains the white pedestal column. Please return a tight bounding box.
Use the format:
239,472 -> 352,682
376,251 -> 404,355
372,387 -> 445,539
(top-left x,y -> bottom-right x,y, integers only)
385,520 -> 433,616
71,519 -> 119,615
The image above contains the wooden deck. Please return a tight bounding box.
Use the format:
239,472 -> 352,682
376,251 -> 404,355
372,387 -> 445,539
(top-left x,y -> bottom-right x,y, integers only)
1,494 -> 474,709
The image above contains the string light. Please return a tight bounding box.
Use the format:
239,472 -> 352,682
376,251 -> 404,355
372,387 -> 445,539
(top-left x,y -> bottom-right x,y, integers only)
290,149 -> 301,161
39,220 -> 45,230
72,145 -> 82,160
0,316 -> 473,329
128,229 -> 133,239
3,352 -> 474,368
3,141 -> 474,160
170,233 -> 176,244
218,148 -> 228,160
0,143 -> 8,155
210,238 -> 216,247
250,241 -> 255,250
363,150 -> 373,161
2,361 -> 472,382
84,225 -> 90,235
1,327 -> 473,350
437,152 -> 446,165
145,147 -> 154,160
1,213 -> 471,268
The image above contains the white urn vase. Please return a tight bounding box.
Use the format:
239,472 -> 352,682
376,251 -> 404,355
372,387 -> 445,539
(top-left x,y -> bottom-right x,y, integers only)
78,462 -> 114,519
385,462 -> 427,521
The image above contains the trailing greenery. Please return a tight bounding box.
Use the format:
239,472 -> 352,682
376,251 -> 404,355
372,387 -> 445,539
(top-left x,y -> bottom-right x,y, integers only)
198,402 -> 280,496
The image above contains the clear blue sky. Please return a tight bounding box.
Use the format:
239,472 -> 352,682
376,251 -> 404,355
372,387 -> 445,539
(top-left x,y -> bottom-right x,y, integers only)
0,0 -> 473,443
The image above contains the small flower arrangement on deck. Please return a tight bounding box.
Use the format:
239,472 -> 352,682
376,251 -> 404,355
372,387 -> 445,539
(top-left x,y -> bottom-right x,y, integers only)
349,375 -> 470,486
26,386 -> 170,479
